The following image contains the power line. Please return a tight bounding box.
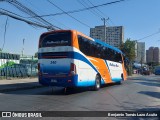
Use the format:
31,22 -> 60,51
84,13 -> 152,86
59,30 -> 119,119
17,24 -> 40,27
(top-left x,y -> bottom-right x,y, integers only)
0,8 -> 25,18
0,8 -> 58,30
26,0 -> 70,29
0,8 -> 51,29
77,0 -> 103,18
47,0 -> 91,28
5,0 -> 61,30
137,31 -> 160,41
87,0 -> 115,25
8,0 -> 53,28
27,0 -> 126,18
86,0 -> 105,18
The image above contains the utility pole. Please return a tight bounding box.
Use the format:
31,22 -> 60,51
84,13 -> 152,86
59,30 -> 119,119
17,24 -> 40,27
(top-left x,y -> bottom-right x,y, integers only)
141,51 -> 143,69
22,38 -> 25,57
101,18 -> 109,43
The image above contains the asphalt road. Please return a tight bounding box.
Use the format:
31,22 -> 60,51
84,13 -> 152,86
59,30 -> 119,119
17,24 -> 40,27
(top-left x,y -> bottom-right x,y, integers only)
0,75 -> 159,120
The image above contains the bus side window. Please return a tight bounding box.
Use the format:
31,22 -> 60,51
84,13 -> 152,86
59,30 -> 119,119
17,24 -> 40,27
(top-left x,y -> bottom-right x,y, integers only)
101,47 -> 106,59
84,40 -> 90,56
93,43 -> 98,58
88,41 -> 95,57
115,52 -> 122,63
78,35 -> 91,56
103,48 -> 108,60
78,36 -> 86,54
98,44 -> 103,58
107,48 -> 113,61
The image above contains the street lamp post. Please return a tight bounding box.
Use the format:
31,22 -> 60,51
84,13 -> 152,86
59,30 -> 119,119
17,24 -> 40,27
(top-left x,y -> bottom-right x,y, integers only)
101,18 -> 109,43
22,39 -> 25,57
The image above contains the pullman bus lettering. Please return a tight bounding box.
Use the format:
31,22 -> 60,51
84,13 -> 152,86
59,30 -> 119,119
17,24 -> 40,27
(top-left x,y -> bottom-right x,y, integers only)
50,61 -> 57,64
110,63 -> 119,67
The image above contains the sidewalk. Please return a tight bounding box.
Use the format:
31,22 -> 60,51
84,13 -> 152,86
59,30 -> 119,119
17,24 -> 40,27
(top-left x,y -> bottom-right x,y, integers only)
128,74 -> 141,78
0,77 -> 43,93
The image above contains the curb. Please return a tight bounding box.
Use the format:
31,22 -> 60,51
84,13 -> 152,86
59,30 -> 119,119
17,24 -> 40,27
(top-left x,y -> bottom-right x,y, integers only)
0,83 -> 45,93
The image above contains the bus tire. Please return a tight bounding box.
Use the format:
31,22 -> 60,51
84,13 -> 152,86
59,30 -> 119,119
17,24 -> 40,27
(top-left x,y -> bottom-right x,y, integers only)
117,74 -> 124,85
93,75 -> 101,91
116,81 -> 122,85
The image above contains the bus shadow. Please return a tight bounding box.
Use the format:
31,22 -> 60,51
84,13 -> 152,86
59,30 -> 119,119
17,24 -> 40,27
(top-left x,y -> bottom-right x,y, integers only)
1,82 -> 121,95
50,87 -> 89,95
39,83 -> 120,95
138,91 -> 160,99
135,81 -> 160,87
0,86 -> 88,95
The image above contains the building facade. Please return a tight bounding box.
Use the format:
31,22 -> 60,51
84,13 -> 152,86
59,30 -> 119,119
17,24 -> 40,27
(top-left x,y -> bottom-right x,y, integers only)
146,47 -> 160,64
153,47 -> 160,63
134,41 -> 145,63
90,25 -> 124,48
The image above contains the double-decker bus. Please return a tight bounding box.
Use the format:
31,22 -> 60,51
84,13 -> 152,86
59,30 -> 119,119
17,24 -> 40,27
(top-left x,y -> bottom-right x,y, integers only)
38,30 -> 127,90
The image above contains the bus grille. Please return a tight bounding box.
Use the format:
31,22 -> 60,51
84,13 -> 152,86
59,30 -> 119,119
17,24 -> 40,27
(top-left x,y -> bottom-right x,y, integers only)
38,52 -> 69,59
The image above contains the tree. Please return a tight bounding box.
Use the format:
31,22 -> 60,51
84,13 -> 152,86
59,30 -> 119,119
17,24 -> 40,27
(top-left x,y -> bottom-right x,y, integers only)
120,38 -> 136,61
120,38 -> 136,75
34,52 -> 38,58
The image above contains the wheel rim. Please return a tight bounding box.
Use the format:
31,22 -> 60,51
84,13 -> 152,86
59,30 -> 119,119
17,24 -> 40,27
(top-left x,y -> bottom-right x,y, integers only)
96,77 -> 100,89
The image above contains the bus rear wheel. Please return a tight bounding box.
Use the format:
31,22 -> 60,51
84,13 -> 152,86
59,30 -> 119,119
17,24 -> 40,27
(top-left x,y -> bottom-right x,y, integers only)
116,74 -> 124,85
93,75 -> 101,91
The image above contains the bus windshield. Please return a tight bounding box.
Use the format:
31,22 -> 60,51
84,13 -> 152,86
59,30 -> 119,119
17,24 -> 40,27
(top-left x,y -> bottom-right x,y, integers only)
39,32 -> 71,48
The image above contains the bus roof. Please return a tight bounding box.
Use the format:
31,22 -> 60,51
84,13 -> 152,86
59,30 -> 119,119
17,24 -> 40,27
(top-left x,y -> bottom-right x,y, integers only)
94,39 -> 123,54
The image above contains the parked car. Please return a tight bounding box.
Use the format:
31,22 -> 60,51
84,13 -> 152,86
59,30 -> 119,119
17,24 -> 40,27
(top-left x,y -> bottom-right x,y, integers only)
141,67 -> 150,75
154,66 -> 160,75
25,64 -> 38,76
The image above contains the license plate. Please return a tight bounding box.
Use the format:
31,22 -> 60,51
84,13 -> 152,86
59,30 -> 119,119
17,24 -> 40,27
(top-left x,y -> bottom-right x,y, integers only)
51,79 -> 57,83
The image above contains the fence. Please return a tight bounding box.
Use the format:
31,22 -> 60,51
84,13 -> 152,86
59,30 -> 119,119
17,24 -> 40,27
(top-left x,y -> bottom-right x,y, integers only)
0,52 -> 38,79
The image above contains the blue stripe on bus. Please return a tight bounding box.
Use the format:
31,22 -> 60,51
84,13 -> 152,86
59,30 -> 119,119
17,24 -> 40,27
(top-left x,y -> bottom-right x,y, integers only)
94,39 -> 122,54
112,78 -> 122,82
39,75 -> 97,87
39,75 -> 78,87
73,52 -> 98,71
77,80 -> 95,87
104,60 -> 111,74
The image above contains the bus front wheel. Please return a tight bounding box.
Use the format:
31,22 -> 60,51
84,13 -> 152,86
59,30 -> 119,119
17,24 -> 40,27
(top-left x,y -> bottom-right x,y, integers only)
93,75 -> 101,91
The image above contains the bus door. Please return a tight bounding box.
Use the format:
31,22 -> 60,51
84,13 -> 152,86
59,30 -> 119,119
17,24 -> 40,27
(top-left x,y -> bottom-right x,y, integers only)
106,60 -> 122,82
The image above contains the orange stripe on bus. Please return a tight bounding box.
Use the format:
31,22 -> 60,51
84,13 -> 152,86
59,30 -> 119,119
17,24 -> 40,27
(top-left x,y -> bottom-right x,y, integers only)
72,30 -> 79,49
121,55 -> 127,80
87,56 -> 112,83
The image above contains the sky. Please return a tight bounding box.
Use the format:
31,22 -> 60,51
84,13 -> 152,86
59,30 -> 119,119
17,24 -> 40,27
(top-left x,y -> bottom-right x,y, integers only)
0,0 -> 160,56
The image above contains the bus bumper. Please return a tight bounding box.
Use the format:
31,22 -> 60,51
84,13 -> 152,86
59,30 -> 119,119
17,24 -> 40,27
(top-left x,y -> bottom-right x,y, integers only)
38,75 -> 78,87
